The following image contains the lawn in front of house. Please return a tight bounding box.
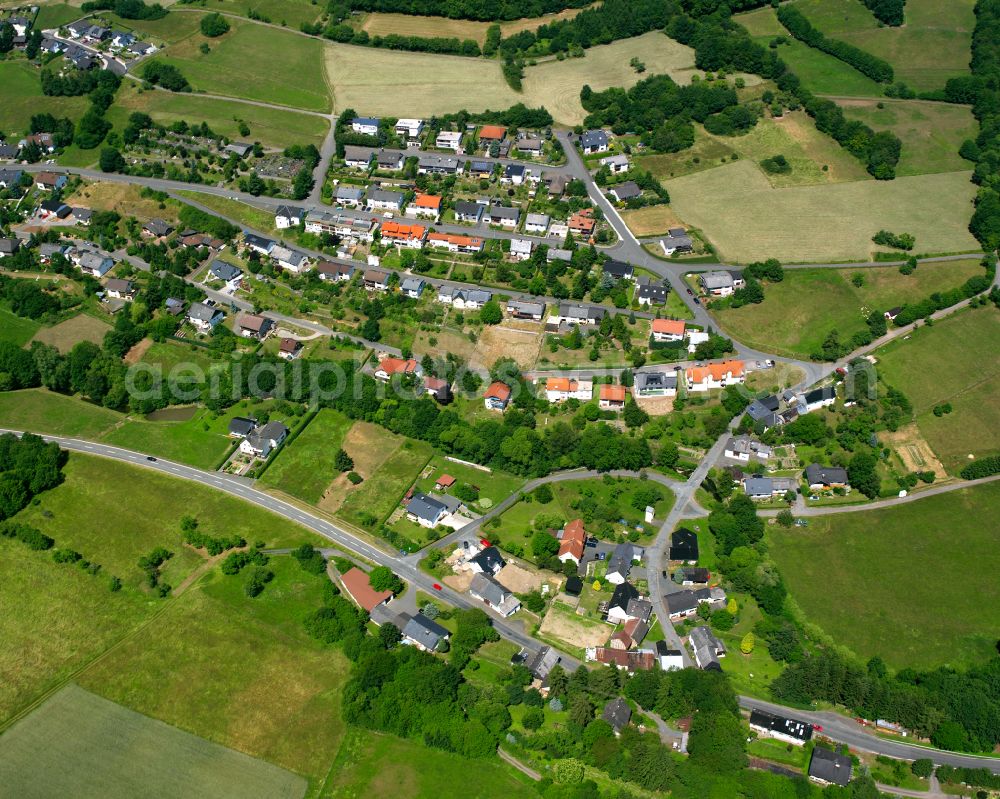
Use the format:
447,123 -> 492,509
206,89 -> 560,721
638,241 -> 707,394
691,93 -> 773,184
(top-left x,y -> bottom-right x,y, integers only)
410,454 -> 525,513
768,479 -> 1000,669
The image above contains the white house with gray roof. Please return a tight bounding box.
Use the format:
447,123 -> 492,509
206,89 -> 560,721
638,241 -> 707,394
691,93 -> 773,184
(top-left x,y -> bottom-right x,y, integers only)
469,573 -> 521,617
366,188 -> 404,212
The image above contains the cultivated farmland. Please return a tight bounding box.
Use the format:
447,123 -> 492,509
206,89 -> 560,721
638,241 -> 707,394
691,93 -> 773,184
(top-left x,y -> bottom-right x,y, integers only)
712,258 -> 986,359
0,685 -> 307,799
665,161 -> 978,262
768,479 -> 1000,669
872,307 -> 1000,473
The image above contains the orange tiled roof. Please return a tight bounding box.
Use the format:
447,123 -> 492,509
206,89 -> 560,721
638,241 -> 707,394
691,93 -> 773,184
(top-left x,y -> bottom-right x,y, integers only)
652,319 -> 686,336
558,518 -> 586,560
428,232 -> 483,248
687,359 -> 745,383
600,384 -> 627,402
413,194 -> 442,209
479,125 -> 507,141
382,221 -> 426,240
378,357 -> 417,375
485,381 -> 511,402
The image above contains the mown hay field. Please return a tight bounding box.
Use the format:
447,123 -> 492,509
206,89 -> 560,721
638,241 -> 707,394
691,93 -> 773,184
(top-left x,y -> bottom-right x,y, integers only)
665,160 -> 978,262
0,685 -> 306,799
357,5 -> 591,44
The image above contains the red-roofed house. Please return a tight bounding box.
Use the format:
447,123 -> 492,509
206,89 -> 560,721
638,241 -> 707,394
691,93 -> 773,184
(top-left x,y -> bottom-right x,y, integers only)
484,381 -> 511,411
590,647 -> 656,672
686,360 -> 745,392
558,519 -> 586,565
405,194 -> 443,220
427,232 -> 484,253
381,220 -> 426,249
375,357 -> 420,380
341,567 -> 393,612
478,125 -> 507,144
599,383 -> 627,409
651,318 -> 686,343
435,474 -> 456,490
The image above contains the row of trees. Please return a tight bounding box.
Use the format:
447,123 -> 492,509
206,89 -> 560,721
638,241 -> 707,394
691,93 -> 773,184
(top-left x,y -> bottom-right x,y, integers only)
322,24 -> 482,56
81,0 -> 168,19
343,0 -> 590,21
777,6 -> 895,84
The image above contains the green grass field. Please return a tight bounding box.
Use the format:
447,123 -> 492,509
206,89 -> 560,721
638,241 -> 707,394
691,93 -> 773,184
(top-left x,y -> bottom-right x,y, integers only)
838,99 -> 977,177
791,0 -> 976,92
174,0 -> 323,28
666,160 -> 978,263
34,3 -> 83,29
107,81 -> 330,150
321,728 -> 535,799
0,388 -> 124,439
0,307 -> 41,346
337,433 -> 434,528
0,684 -> 306,799
769,480 -> 1000,669
0,60 -> 91,136
29,312 -> 112,353
147,16 -> 330,111
109,8 -> 206,45
410,454 -> 524,513
260,409 -> 354,503
176,191 -> 280,233
712,259 -> 985,358
873,307 -> 1000,473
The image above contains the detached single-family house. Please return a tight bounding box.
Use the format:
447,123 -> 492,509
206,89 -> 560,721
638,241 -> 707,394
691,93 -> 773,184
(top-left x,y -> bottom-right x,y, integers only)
401,612 -> 450,652
634,371 -> 677,397
381,220 -> 426,249
678,567 -> 710,587
607,582 -> 652,625
375,150 -> 406,171
657,641 -> 685,671
502,163 -> 525,185
507,299 -> 544,320
468,546 -> 505,576
599,384 -> 627,410
580,129 -> 609,154
143,218 -> 173,239
602,698 -> 632,734
469,573 -> 521,617
606,542 -> 641,585
274,205 -> 304,229
651,318 -> 686,342
427,233 -> 484,254
278,338 -> 303,360
0,167 -> 23,187
557,519 -> 587,565
637,281 -> 668,306
334,185 -> 365,207
517,137 -> 543,156
743,476 -> 777,501
453,200 -> 484,224
239,420 -> 289,458
568,209 -> 596,237
437,286 -> 492,309
510,238 -> 533,261
660,228 -> 693,256
374,357 -> 420,380
35,171 -> 67,191
435,130 -> 463,151
243,233 -> 275,256
341,566 -> 393,612
545,377 -> 592,403
351,117 -> 380,136
670,528 -> 698,563
363,268 -> 391,291
73,250 -> 114,277
39,199 -> 70,220
0,238 -> 20,258
418,154 -> 461,175
804,464 -> 850,491
21,133 -> 56,153
406,492 -> 450,528
749,709 -> 814,746
543,173 -> 568,197
554,303 -> 606,327
600,154 -> 630,174
664,587 -> 725,620
270,246 -> 310,273
478,125 -> 507,145
187,302 -> 224,332
395,118 -> 424,139
405,193 -> 442,220
366,189 -> 405,212
104,278 -> 137,301
609,182 -> 641,203
547,247 -> 572,263
686,360 -> 746,392
424,376 -> 452,404
603,259 -> 633,280
801,386 -> 836,413
590,647 -> 656,672
808,747 -> 852,787
236,313 -> 273,340
484,381 -> 511,411
699,270 -> 744,297
524,213 -> 550,234
486,205 -> 520,228
227,416 -> 257,438
209,260 -> 242,284
399,276 -> 426,298
343,146 -> 373,169
689,625 -> 725,670
316,262 -> 355,282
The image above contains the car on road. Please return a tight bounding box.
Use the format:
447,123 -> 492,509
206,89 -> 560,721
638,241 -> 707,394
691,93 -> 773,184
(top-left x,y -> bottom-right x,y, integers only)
813,724 -> 823,732
693,296 -> 700,304
432,583 -> 442,591
146,456 -> 157,461
585,538 -> 598,548
686,288 -> 693,295
480,539 -> 490,547
597,552 -> 606,561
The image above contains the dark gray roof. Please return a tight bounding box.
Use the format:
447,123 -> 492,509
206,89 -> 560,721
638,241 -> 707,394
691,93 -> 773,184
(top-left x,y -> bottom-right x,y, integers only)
602,698 -> 631,732
609,581 -> 639,613
635,370 -> 676,394
227,416 -> 257,437
470,546 -> 505,574
454,200 -> 483,218
504,163 -> 525,177
689,625 -> 725,670
803,386 -> 835,405
749,709 -> 813,742
401,612 -> 449,650
406,492 -> 448,524
745,399 -> 778,427
525,646 -> 560,680
188,302 -> 222,323
559,303 -> 606,322
580,130 -> 609,149
243,233 -> 274,251
610,181 -> 641,200
607,542 -> 638,578
665,587 -> 714,615
808,747 -> 852,786
470,572 -> 509,606
805,464 -> 848,486
209,260 -> 242,282
602,259 -> 633,278
275,205 -> 303,220
637,283 -> 668,302
343,145 -> 373,162
743,476 -> 774,497
487,205 -> 519,221
366,188 -> 404,204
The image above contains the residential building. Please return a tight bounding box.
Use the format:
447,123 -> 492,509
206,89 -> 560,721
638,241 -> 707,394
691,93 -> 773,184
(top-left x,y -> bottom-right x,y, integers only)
557,518 -> 586,565
0,167 -> 23,187
143,218 -> 173,238
274,205 -> 303,229
689,625 -> 726,670
236,313 -> 272,340
351,117 -> 380,136
606,542 -> 640,584
801,386 -> 836,413
366,188 -> 404,212
316,262 -> 355,282
427,233 -> 484,254
507,299 -> 544,320
0,238 -> 20,258
543,173 -> 568,197
599,384 -> 627,410
227,417 -> 256,438
589,647 -> 656,672
375,150 -> 405,171
374,357 -> 419,380
395,118 -> 423,139
634,371 -> 677,397
333,185 -> 365,207
437,286 -> 492,309
468,546 -> 505,576
270,246 -> 310,273
699,270 -> 744,296
35,171 -> 67,191
607,582 -> 652,625
547,248 -> 572,262
399,276 -> 426,298
453,200 -> 484,223
424,376 -> 452,404
343,146 -> 373,169
554,303 -> 606,326
243,233 -> 275,255
39,199 -> 70,220
486,205 -> 520,228
502,163 -> 526,185
603,259 -> 633,280
656,641 -> 684,671
469,573 -> 521,617
748,709 -> 814,746
278,338 -> 302,360
381,220 -> 426,249
517,137 -> 543,156
341,567 -> 394,612
609,182 -> 641,203
405,492 -> 449,528
224,142 -> 253,158
600,154 -> 629,173
805,464 -> 850,491
610,617 -> 649,651
239,421 -> 289,458
660,229 -> 693,256
808,747 -> 852,787
363,268 -> 391,291
417,154 -> 461,175
187,302 -> 224,332
478,125 -> 506,145
602,698 -> 632,734
579,129 -> 609,154
524,213 -> 550,234
678,567 -> 710,587
651,318 -> 685,342
525,646 -> 562,684
401,613 -> 450,652
664,587 -> 725,620
104,278 -> 136,300
466,159 -> 493,178
669,528 -> 698,563
568,209 -> 596,236
685,360 -> 746,392
21,133 -> 55,153
405,193 -> 443,220
510,238 -> 533,261
743,476 -> 776,501
208,260 -> 242,283
435,130 -> 463,151
73,250 -> 114,277
484,381 -> 511,411
545,377 -> 593,402
636,281 -> 668,306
